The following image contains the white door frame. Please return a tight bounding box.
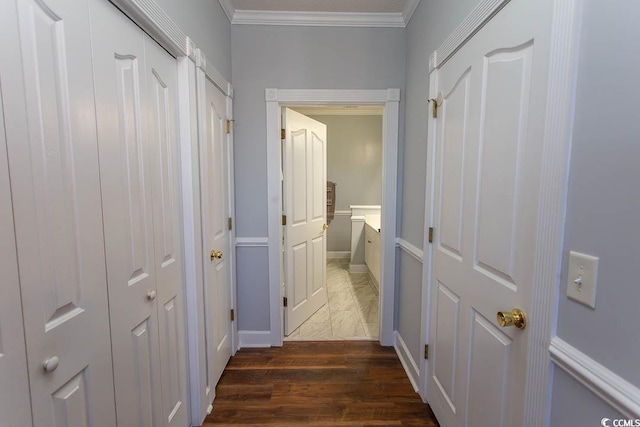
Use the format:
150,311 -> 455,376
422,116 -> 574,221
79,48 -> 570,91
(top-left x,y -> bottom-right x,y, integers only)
266,88 -> 400,346
419,0 -> 583,425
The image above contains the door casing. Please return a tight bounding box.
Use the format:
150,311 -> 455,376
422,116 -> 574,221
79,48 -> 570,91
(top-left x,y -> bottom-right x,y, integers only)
265,89 -> 400,346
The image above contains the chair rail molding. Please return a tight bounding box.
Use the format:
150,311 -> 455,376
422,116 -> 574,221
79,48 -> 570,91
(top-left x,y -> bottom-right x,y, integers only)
396,238 -> 424,264
549,337 -> 640,419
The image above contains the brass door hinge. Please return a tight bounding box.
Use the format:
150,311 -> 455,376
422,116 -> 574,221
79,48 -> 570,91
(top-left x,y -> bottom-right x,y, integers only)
230,309 -> 235,321
282,215 -> 287,225
283,297 -> 288,307
228,217 -> 233,231
225,119 -> 232,134
281,128 -> 286,139
428,227 -> 434,243
424,344 -> 429,360
428,99 -> 439,118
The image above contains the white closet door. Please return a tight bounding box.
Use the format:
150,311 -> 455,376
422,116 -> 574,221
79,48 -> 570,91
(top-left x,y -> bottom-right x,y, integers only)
0,55 -> 32,426
144,35 -> 189,427
5,0 -> 117,425
200,73 -> 232,389
89,0 -> 163,425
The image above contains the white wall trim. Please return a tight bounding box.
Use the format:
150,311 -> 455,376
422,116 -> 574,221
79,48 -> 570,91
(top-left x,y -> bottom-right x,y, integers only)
396,238 -> 424,263
238,330 -> 272,349
394,331 -> 420,393
549,337 -> 640,419
402,0 -> 421,25
333,210 -> 351,216
349,264 -> 368,273
266,88 -> 400,347
195,49 -> 232,98
217,0 -> 235,22
429,0 -> 511,72
525,1 -> 584,425
109,0 -> 191,58
232,10 -> 406,28
327,251 -> 350,259
235,237 -> 269,247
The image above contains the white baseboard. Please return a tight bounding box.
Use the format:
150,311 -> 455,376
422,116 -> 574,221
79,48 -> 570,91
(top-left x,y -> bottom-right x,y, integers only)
238,330 -> 272,349
550,337 -> 640,419
349,263 -> 368,273
327,251 -> 350,259
394,331 -> 419,393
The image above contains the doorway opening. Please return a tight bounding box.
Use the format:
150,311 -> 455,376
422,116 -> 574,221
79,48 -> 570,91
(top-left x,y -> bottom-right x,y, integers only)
284,107 -> 383,341
265,88 -> 400,347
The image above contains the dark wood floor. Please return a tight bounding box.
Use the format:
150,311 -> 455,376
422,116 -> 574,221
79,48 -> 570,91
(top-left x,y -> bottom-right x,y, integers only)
204,341 -> 440,426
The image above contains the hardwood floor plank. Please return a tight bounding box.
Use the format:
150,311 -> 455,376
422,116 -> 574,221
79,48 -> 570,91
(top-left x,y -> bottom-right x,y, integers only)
204,342 -> 439,426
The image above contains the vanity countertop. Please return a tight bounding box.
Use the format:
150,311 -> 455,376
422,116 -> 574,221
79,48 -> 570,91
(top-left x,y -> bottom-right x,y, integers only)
365,215 -> 381,233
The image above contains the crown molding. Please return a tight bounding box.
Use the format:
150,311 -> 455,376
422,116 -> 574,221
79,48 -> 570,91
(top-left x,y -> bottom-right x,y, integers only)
217,0 -> 234,22
232,10 -> 405,27
402,0 -> 421,25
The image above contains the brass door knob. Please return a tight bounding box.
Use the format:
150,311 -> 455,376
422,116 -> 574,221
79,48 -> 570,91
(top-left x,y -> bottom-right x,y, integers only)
323,224 -> 329,230
497,308 -> 527,330
210,250 -> 223,260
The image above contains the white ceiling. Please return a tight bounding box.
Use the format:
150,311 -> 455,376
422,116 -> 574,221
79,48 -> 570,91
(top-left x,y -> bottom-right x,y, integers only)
218,0 -> 421,27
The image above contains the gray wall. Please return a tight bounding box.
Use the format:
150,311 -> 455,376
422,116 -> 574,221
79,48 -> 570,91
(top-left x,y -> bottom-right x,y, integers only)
307,114 -> 383,252
551,0 -> 640,423
398,0 -> 479,367
154,0 -> 231,81
232,25 -> 405,331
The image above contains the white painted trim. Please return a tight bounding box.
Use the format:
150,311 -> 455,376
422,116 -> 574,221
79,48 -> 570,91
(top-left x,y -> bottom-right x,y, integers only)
333,210 -> 351,216
267,89 -> 400,104
238,331 -> 272,349
235,237 -> 270,247
195,49 -> 232,98
525,2 -> 584,425
349,264 -> 368,273
266,88 -> 400,347
217,0 -> 234,22
402,0 -> 421,25
549,337 -> 640,419
429,0 -> 511,72
232,10 -> 406,28
396,238 -> 424,263
394,331 -> 420,393
293,107 -> 383,116
327,251 -> 350,259
350,204 -> 384,210
108,0 -> 190,57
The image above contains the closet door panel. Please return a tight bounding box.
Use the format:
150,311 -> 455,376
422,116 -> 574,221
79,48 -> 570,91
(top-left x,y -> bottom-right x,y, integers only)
145,35 -> 189,427
5,0 -> 117,425
89,0 -> 163,425
0,54 -> 32,427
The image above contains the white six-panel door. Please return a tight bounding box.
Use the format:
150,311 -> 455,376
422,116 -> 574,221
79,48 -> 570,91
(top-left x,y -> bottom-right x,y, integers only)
90,0 -> 189,425
90,3 -> 163,424
283,108 -> 328,335
0,59 -> 32,427
144,34 -> 190,427
200,73 -> 233,391
427,1 -> 553,426
4,0 -> 118,425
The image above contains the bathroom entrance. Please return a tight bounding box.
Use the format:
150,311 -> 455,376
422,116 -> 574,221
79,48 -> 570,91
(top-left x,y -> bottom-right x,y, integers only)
283,106 -> 384,341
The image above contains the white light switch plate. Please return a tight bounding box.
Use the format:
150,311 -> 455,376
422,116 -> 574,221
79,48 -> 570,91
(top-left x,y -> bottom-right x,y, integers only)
566,251 -> 599,309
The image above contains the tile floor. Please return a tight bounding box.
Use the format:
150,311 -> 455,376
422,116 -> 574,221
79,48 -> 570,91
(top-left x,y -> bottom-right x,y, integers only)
285,257 -> 379,341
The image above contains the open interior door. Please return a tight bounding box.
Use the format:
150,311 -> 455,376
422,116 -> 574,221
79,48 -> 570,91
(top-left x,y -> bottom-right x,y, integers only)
283,108 -> 328,335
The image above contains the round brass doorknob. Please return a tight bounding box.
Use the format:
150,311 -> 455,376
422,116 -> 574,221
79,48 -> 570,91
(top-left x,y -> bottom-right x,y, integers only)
497,308 -> 527,330
323,224 -> 329,230
210,250 -> 223,260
